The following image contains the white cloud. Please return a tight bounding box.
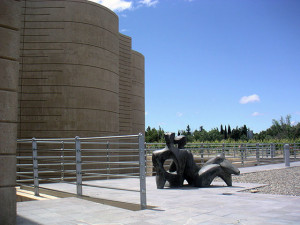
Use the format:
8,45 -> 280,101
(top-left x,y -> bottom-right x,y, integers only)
252,112 -> 263,117
89,0 -> 133,12
176,112 -> 183,117
239,94 -> 260,104
291,121 -> 297,126
145,111 -> 148,116
139,0 -> 159,7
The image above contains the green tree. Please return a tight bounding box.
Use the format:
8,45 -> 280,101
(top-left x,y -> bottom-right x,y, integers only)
228,125 -> 232,137
207,128 -> 223,142
145,126 -> 160,142
186,125 -> 191,135
194,127 -> 208,142
230,127 -> 241,141
158,126 -> 164,142
265,115 -> 294,139
224,125 -> 228,139
220,125 -> 224,135
185,125 -> 193,142
241,125 -> 248,136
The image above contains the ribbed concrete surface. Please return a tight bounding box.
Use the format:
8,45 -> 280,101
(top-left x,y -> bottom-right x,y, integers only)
119,34 -> 132,135
18,0 -> 120,139
131,50 -> 145,135
0,0 -> 21,224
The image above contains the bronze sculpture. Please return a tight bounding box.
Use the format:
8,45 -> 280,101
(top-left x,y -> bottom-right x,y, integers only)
152,133 -> 240,189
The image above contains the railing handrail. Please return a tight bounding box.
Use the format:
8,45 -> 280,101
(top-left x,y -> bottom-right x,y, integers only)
17,134 -> 141,142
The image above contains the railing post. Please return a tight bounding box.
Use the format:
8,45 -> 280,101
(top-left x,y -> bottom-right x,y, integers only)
200,143 -> 204,165
284,144 -> 290,167
32,137 -> 39,196
106,141 -> 110,179
138,133 -> 147,210
222,143 -> 225,155
256,143 -> 260,165
61,141 -> 64,181
75,136 -> 82,196
293,143 -> 296,160
240,144 -> 244,166
233,145 -> 236,158
271,143 -> 275,160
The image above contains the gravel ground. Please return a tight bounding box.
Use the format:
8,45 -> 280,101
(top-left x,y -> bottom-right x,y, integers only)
231,166 -> 300,196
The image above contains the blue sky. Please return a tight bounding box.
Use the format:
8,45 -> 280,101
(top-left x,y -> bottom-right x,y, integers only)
90,0 -> 300,133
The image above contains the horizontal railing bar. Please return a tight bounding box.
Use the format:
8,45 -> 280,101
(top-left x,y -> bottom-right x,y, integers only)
82,155 -> 139,158
17,179 -> 35,182
18,162 -> 140,167
18,138 -> 74,142
33,157 -> 75,162
82,171 -> 140,176
81,142 -> 138,145
37,167 -> 75,172
17,170 -> 76,174
18,148 -> 75,152
16,164 -> 35,167
81,149 -> 139,152
81,167 -> 140,172
37,177 -> 76,182
81,173 -> 138,179
17,156 -> 75,159
78,134 -> 139,140
17,174 -> 34,179
17,134 -> 140,143
17,163 -> 75,167
18,155 -> 139,159
81,161 -> 139,165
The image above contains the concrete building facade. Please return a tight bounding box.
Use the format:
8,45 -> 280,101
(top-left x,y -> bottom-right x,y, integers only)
18,0 -> 145,139
0,0 -> 144,224
0,1 -> 21,224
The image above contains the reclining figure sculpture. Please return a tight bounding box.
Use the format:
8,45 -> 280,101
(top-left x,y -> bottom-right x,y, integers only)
152,133 -> 240,189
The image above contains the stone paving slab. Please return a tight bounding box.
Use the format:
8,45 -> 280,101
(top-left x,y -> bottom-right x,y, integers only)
17,162 -> 300,225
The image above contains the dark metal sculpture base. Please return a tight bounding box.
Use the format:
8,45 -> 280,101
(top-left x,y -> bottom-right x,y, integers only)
152,133 -> 240,189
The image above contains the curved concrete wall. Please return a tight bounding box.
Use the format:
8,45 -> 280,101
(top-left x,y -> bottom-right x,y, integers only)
131,50 -> 145,135
0,0 -> 20,223
119,34 -> 132,135
119,35 -> 145,135
19,0 -> 120,138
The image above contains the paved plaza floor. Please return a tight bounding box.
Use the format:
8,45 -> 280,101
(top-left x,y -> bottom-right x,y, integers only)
17,162 -> 300,225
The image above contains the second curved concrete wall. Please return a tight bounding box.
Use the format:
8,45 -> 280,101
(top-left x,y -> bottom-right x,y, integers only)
131,50 -> 145,135
119,35 -> 145,136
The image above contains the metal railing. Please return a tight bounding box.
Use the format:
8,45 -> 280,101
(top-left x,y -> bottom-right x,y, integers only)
145,142 -> 300,175
17,134 -> 147,210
